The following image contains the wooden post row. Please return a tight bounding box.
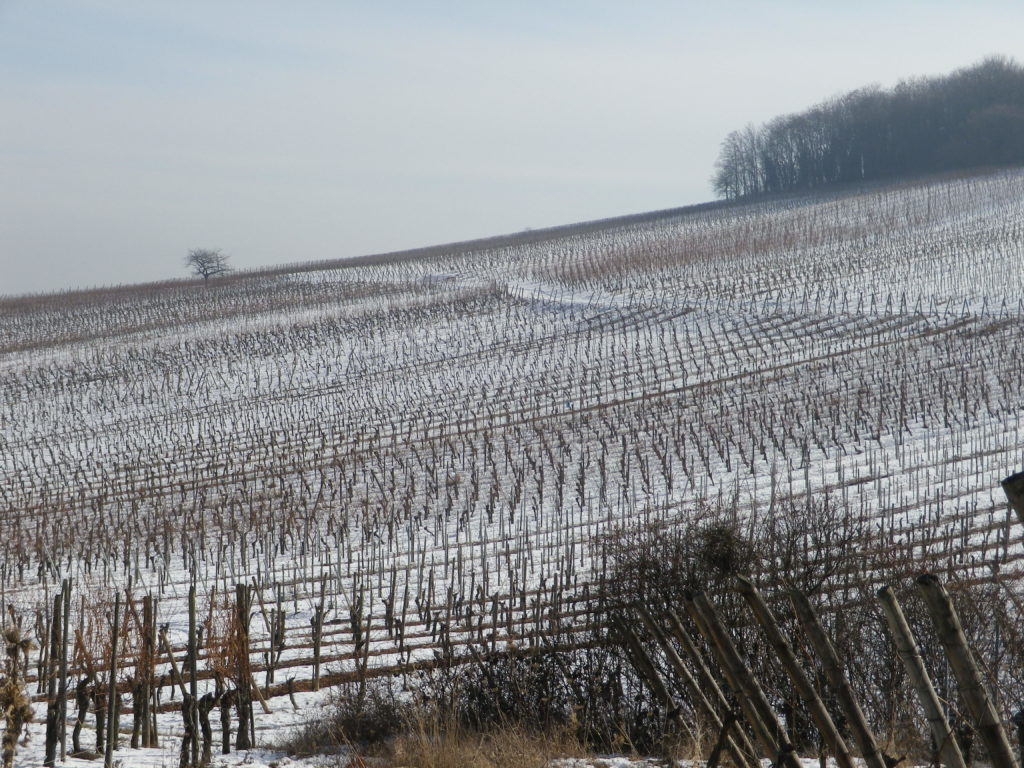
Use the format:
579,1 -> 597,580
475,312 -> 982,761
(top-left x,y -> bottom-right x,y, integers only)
876,585 -> 967,768
736,576 -> 855,768
916,574 -> 1017,768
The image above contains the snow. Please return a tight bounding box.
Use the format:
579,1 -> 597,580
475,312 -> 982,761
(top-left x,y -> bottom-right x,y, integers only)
2,169 -> 1024,766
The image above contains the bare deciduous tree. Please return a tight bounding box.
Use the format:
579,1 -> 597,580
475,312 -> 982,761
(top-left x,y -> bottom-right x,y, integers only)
186,249 -> 231,282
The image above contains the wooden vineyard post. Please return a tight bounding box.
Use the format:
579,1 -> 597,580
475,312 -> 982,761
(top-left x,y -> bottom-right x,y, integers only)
130,594 -> 143,749
188,583 -> 200,768
637,607 -> 758,768
159,628 -> 188,698
44,591 -> 62,767
104,593 -> 120,768
1002,471 -> 1024,529
60,579 -> 70,762
141,595 -> 156,748
151,598 -> 160,746
788,588 -> 888,768
736,576 -> 855,768
688,592 -> 802,768
1013,711 -> 1024,768
234,583 -> 254,751
613,617 -> 693,738
684,595 -> 775,761
877,586 -> 967,768
916,574 -> 1017,768
665,609 -> 760,767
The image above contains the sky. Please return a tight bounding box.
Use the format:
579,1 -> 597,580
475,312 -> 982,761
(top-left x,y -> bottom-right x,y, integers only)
2,1 -> 1024,296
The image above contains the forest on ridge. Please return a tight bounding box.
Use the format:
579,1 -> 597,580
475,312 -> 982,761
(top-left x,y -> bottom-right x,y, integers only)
713,56 -> 1024,198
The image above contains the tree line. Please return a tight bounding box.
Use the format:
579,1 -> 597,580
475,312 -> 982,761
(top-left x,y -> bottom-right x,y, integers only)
713,56 -> 1024,199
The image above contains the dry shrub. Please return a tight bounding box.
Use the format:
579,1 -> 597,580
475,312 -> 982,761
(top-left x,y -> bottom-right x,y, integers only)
0,628 -> 33,768
279,679 -> 406,758
203,600 -> 237,684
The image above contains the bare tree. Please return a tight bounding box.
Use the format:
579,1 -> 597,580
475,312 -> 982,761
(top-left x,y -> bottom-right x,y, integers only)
186,249 -> 231,282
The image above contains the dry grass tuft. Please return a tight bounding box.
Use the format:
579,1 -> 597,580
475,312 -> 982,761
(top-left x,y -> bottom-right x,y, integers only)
389,719 -> 586,768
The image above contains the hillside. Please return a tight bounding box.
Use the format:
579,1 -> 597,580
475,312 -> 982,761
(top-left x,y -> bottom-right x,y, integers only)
2,168 -> 1024,765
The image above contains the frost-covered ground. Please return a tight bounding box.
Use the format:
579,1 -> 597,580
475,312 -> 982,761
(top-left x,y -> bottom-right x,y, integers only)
2,169 -> 1024,765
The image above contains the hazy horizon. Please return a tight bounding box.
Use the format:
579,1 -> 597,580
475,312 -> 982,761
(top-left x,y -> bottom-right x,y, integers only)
3,1 -> 1024,296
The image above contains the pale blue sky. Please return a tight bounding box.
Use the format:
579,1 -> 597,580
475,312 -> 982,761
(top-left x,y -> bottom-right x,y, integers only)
3,1 -> 1023,295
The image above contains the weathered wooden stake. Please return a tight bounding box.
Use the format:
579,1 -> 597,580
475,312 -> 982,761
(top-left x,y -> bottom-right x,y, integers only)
638,607 -> 758,768
44,591 -> 62,766
159,627 -> 187,696
688,592 -> 802,768
59,579 -> 70,761
737,576 -> 855,768
877,585 -> 967,768
707,710 -> 739,768
150,597 -> 160,747
916,574 -> 1017,768
665,608 -> 759,764
141,595 -> 154,747
235,583 -> 253,751
614,617 -> 694,740
188,583 -> 200,767
104,593 -> 120,768
789,588 -> 888,768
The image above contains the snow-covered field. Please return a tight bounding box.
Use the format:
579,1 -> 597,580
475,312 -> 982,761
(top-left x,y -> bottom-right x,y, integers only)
2,169 -> 1024,765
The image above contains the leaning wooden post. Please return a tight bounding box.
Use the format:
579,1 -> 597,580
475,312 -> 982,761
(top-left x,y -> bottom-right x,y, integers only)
614,617 -> 694,739
877,585 -> 967,768
158,628 -> 189,699
736,576 -> 855,768
684,595 -> 774,759
638,607 -> 758,768
104,593 -> 121,768
789,588 -> 888,768
689,592 -> 802,768
1002,471 -> 1024,529
916,574 -> 1017,768
665,608 -> 760,762
1012,711 -> 1024,768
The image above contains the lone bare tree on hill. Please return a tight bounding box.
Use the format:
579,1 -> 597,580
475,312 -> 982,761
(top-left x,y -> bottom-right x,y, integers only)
186,249 -> 231,282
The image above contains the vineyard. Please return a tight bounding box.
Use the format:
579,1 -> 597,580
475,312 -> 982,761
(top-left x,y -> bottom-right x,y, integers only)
2,167 -> 1024,766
